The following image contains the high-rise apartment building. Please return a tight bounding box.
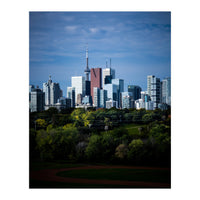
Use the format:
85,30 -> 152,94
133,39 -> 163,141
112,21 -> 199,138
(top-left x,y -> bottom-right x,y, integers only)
128,85 -> 142,101
30,87 -> 45,112
147,75 -> 161,109
43,76 -> 62,105
71,76 -> 85,104
90,68 -> 102,103
161,77 -> 171,105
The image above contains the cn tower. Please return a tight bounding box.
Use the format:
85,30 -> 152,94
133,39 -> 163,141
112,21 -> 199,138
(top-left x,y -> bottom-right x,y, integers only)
84,45 -> 90,81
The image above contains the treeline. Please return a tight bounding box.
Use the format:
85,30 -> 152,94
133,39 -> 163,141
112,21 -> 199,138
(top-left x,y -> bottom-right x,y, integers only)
30,107 -> 171,166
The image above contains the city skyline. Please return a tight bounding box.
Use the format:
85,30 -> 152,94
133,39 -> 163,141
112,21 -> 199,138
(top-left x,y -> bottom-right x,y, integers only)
30,12 -> 171,96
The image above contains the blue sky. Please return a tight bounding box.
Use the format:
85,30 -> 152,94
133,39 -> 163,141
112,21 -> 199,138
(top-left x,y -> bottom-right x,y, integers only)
30,12 -> 171,96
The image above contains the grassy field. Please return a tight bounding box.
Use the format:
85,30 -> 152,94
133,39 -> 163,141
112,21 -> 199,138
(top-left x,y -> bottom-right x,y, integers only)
30,161 -> 170,188
57,168 -> 170,183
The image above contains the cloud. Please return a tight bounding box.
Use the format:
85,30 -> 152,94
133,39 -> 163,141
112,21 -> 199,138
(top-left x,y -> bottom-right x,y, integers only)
65,25 -> 78,32
89,28 -> 98,33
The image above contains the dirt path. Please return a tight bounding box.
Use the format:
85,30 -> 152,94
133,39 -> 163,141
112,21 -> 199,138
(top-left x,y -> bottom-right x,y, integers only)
30,165 -> 170,188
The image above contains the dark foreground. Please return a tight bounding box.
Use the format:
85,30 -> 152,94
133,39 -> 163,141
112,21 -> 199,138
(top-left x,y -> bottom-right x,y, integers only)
30,162 -> 170,188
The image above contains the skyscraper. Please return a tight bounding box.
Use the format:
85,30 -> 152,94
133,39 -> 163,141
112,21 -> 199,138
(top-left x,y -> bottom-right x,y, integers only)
121,92 -> 133,109
161,77 -> 171,105
128,85 -> 142,101
104,83 -> 118,101
147,75 -> 161,109
93,87 -> 100,108
100,89 -> 107,108
43,76 -> 62,105
102,67 -> 115,87
30,87 -> 45,112
112,79 -> 124,108
90,68 -> 102,104
71,76 -> 85,104
67,87 -> 75,107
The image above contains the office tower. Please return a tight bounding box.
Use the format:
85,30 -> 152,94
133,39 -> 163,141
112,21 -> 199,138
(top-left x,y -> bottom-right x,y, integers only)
67,87 -> 75,107
112,79 -> 124,108
93,87 -> 100,108
106,99 -> 117,109
128,85 -> 142,101
100,89 -> 107,108
71,76 -> 85,104
147,75 -> 161,109
43,76 -> 62,105
161,77 -> 171,105
30,87 -> 45,112
102,67 -> 115,87
104,83 -> 118,101
90,68 -> 102,103
121,92 -> 133,109
77,93 -> 82,105
82,96 -> 92,105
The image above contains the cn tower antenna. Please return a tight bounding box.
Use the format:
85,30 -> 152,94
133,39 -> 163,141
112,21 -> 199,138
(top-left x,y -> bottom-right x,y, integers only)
84,44 -> 90,81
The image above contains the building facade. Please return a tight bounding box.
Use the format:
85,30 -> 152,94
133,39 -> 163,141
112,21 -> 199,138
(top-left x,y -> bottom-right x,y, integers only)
147,75 -> 161,109
102,67 -> 115,87
100,89 -> 107,108
30,88 -> 45,112
71,76 -> 85,104
90,68 -> 102,104
93,87 -> 100,108
106,99 -> 117,109
128,85 -> 142,101
161,77 -> 171,105
67,87 -> 75,108
112,79 -> 124,108
43,76 -> 62,105
121,92 -> 133,109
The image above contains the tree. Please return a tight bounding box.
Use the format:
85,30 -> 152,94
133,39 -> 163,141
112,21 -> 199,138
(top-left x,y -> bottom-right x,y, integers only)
35,118 -> 47,129
70,108 -> 85,127
128,139 -> 144,163
115,144 -> 128,159
85,135 -> 103,161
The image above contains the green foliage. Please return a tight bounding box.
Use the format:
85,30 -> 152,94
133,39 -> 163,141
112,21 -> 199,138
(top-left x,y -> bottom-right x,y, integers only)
36,126 -> 79,160
85,135 -> 103,160
115,144 -> 128,159
35,118 -> 47,129
71,108 -> 85,127
128,139 -> 144,163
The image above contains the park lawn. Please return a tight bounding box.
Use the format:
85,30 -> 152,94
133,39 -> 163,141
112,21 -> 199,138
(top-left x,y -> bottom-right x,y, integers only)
122,123 -> 147,137
57,168 -> 170,183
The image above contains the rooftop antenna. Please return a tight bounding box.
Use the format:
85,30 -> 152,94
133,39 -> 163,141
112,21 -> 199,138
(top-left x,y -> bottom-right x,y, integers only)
110,58 -> 111,69
106,59 -> 108,68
